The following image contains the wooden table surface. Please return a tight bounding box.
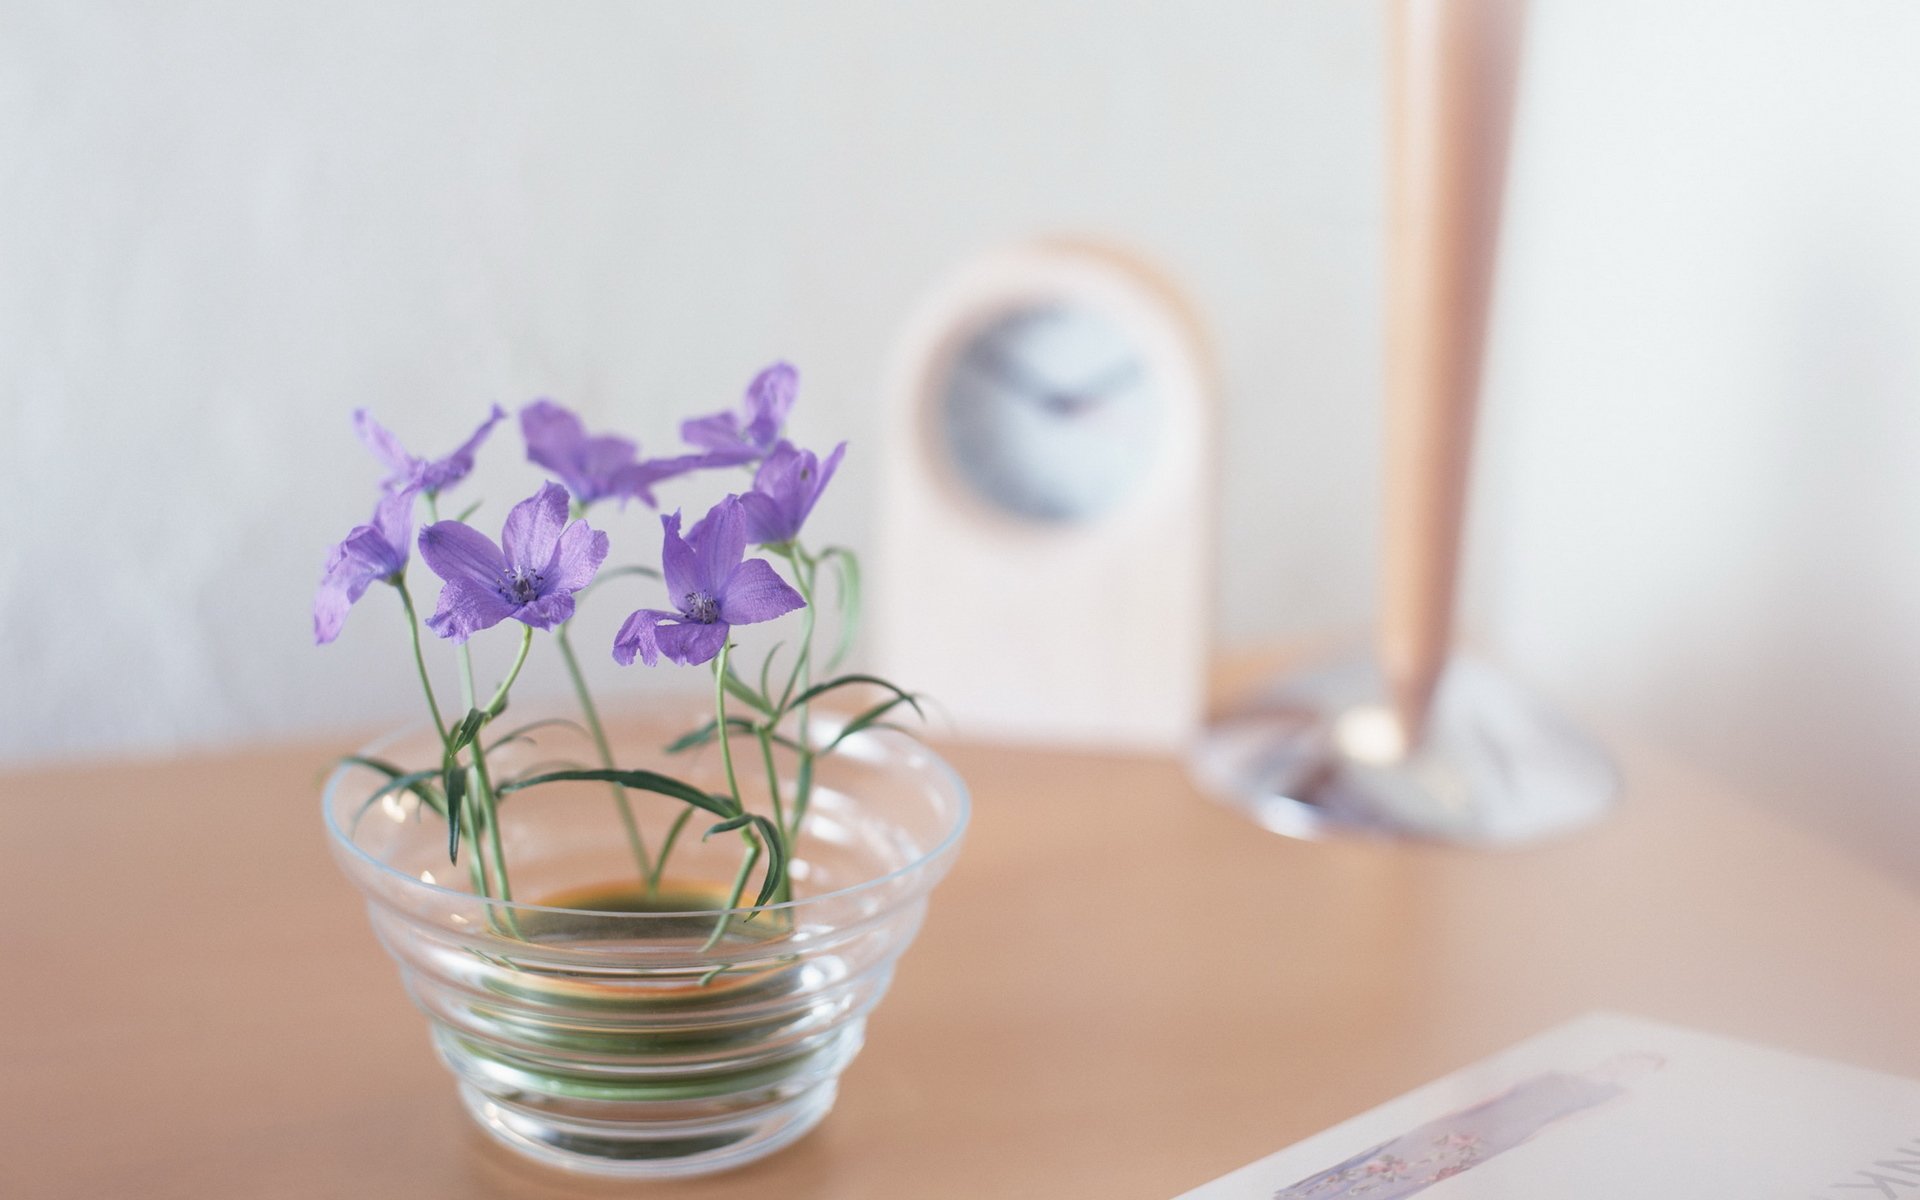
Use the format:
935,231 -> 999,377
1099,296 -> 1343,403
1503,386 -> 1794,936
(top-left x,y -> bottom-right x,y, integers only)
5,727 -> 1920,1199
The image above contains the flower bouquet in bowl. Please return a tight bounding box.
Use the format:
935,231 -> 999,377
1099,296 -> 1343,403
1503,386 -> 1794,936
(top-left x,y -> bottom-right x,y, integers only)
316,366 -> 967,1178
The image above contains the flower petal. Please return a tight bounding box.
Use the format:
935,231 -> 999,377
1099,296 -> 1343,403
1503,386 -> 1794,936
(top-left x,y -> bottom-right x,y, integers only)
738,439 -> 844,545
743,362 -> 798,449
543,520 -> 609,596
653,619 -> 730,666
688,496 -> 747,597
418,520 -> 505,588
521,399 -> 588,478
809,441 -> 848,512
335,523 -> 405,581
680,411 -> 748,457
513,591 -> 575,631
659,511 -> 700,609
368,487 -> 418,564
613,608 -> 673,666
501,481 -> 570,572
576,435 -> 639,501
313,530 -> 390,645
737,490 -> 791,546
617,453 -> 707,508
312,578 -> 354,645
717,556 -> 806,626
425,577 -> 516,643
519,400 -> 642,504
353,409 -> 422,489
420,404 -> 505,492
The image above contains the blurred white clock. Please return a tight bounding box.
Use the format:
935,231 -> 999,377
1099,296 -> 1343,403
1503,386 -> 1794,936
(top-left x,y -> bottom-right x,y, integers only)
875,242 -> 1216,751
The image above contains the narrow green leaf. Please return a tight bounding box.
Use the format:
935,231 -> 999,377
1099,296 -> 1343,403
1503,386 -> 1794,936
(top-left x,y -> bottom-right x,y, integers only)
787,673 -> 924,719
341,755 -> 447,817
496,768 -> 736,820
498,758 -> 591,792
665,720 -> 720,755
722,668 -> 775,717
444,766 -> 467,863
825,693 -> 923,752
795,753 -> 814,810
453,498 -> 483,523
648,805 -> 697,891
341,753 -> 410,778
664,716 -> 785,756
758,728 -> 807,755
703,813 -> 753,838
757,642 -> 784,708
351,769 -> 446,822
748,814 -> 787,909
602,563 -> 663,582
818,546 -> 862,672
581,563 -> 663,599
485,717 -> 587,754
447,708 -> 487,754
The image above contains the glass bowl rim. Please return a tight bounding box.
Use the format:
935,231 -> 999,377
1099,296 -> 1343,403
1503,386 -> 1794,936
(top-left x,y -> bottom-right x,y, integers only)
322,723 -> 970,920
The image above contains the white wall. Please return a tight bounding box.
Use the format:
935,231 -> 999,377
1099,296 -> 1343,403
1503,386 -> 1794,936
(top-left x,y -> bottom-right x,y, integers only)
4,4 -> 1918,877
0,1 -> 1384,761
1471,1 -> 1920,880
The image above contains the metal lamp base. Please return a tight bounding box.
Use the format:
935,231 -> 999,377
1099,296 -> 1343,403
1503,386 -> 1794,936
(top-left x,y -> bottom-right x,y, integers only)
1191,656 -> 1616,846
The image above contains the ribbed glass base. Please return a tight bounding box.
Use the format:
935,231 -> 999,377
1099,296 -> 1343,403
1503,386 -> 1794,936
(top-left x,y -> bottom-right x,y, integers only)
452,1061 -> 844,1179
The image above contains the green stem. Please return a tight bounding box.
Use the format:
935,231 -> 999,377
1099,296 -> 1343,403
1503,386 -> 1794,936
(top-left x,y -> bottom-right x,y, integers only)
783,545 -> 820,843
463,792 -> 490,899
713,642 -> 745,812
557,622 -> 651,881
647,806 -> 696,894
756,728 -> 791,905
396,579 -> 450,749
467,753 -> 512,903
423,494 -> 480,710
484,626 -> 534,717
397,580 -> 486,896
756,728 -> 787,846
777,545 -> 816,715
463,626 -> 532,929
701,830 -> 761,953
705,642 -> 759,949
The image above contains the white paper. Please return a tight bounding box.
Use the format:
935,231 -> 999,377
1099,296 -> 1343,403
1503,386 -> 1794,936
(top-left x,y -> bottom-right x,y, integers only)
1179,1013 -> 1920,1199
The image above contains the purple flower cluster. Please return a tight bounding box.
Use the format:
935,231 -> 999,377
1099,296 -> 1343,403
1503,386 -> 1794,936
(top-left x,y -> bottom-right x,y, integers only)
315,363 -> 844,669
738,439 -> 846,547
613,498 -> 805,667
313,487 -> 416,645
521,400 -> 702,509
418,482 -> 609,643
355,405 -> 505,496
681,362 -> 797,467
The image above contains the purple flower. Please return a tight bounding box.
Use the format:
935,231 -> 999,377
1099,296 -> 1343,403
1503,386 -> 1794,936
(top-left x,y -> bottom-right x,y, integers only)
613,496 -> 806,667
417,481 -> 609,643
679,362 -> 798,466
314,487 -> 416,645
521,399 -> 701,508
354,405 -> 505,495
738,439 -> 847,546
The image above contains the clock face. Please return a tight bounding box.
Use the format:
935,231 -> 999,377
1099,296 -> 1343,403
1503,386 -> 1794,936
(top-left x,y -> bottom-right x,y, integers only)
937,303 -> 1165,523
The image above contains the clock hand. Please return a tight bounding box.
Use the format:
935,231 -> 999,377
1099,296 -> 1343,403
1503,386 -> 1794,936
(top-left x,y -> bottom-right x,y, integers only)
1035,391 -> 1108,418
974,343 -> 1057,405
1074,359 -> 1143,399
1031,359 -> 1143,418
971,347 -> 1134,419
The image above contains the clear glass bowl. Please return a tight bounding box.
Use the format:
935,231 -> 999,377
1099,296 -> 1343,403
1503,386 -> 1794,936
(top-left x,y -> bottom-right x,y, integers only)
323,721 -> 969,1178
